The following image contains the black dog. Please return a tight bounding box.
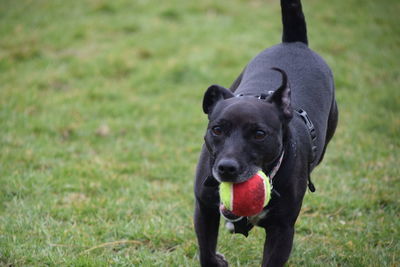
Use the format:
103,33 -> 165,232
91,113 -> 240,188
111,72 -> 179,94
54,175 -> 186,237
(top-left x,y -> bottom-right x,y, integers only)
194,0 -> 338,266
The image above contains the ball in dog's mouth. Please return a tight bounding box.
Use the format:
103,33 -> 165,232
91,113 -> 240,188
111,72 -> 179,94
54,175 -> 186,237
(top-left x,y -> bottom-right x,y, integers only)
219,170 -> 271,217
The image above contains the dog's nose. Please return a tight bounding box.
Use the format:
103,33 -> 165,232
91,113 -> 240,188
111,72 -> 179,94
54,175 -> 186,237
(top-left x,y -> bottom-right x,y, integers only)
217,159 -> 240,178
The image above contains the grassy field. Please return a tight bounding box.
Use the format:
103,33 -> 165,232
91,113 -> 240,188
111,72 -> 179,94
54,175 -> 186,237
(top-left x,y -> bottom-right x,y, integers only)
0,0 -> 399,266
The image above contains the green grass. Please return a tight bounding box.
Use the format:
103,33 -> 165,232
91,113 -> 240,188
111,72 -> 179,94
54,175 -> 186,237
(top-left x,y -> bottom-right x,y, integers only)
0,0 -> 399,266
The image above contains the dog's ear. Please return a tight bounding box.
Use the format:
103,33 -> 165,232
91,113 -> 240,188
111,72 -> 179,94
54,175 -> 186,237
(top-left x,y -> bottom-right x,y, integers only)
269,68 -> 293,120
202,84 -> 234,114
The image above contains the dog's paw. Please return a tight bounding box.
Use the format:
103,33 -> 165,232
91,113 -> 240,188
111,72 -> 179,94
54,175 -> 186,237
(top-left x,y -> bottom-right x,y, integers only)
200,252 -> 229,267
215,252 -> 229,267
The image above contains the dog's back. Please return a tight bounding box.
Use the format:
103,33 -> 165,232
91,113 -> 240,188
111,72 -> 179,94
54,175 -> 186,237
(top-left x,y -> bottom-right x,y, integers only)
236,43 -> 334,114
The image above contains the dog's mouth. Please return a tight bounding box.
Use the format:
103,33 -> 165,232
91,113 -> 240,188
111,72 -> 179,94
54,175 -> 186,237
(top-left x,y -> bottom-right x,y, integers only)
212,165 -> 260,183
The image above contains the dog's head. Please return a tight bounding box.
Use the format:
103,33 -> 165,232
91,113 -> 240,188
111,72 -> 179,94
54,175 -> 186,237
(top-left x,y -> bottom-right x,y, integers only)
203,68 -> 292,183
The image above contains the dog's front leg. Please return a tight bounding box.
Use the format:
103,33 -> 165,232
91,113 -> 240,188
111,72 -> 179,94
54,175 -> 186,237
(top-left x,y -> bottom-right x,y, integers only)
194,200 -> 228,267
261,224 -> 295,267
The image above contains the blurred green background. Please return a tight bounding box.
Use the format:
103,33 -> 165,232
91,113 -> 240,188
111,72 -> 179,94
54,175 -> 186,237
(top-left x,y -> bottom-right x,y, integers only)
0,0 -> 399,266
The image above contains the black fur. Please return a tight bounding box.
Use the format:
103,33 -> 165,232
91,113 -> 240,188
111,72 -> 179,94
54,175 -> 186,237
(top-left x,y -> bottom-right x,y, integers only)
281,0 -> 308,45
194,0 -> 338,266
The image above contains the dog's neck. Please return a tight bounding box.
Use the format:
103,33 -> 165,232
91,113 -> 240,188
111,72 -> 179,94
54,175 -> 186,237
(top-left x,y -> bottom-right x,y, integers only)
262,121 -> 291,178
263,149 -> 285,180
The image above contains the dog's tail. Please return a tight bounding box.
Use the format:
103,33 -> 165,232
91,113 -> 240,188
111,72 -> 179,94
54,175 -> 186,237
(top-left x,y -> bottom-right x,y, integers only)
280,0 -> 308,45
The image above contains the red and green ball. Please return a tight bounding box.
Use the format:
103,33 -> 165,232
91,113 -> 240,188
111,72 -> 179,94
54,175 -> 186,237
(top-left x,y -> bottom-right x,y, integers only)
220,170 -> 271,217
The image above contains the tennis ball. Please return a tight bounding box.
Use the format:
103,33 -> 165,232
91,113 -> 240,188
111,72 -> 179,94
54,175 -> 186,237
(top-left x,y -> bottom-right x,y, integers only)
220,170 -> 271,217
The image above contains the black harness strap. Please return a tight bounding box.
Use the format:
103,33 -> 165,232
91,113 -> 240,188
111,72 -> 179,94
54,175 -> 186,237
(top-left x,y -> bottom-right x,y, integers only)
296,109 -> 317,192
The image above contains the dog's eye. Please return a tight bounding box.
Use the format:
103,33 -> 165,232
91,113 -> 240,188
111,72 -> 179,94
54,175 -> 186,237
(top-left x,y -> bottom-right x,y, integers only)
254,130 -> 266,140
211,126 -> 223,136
